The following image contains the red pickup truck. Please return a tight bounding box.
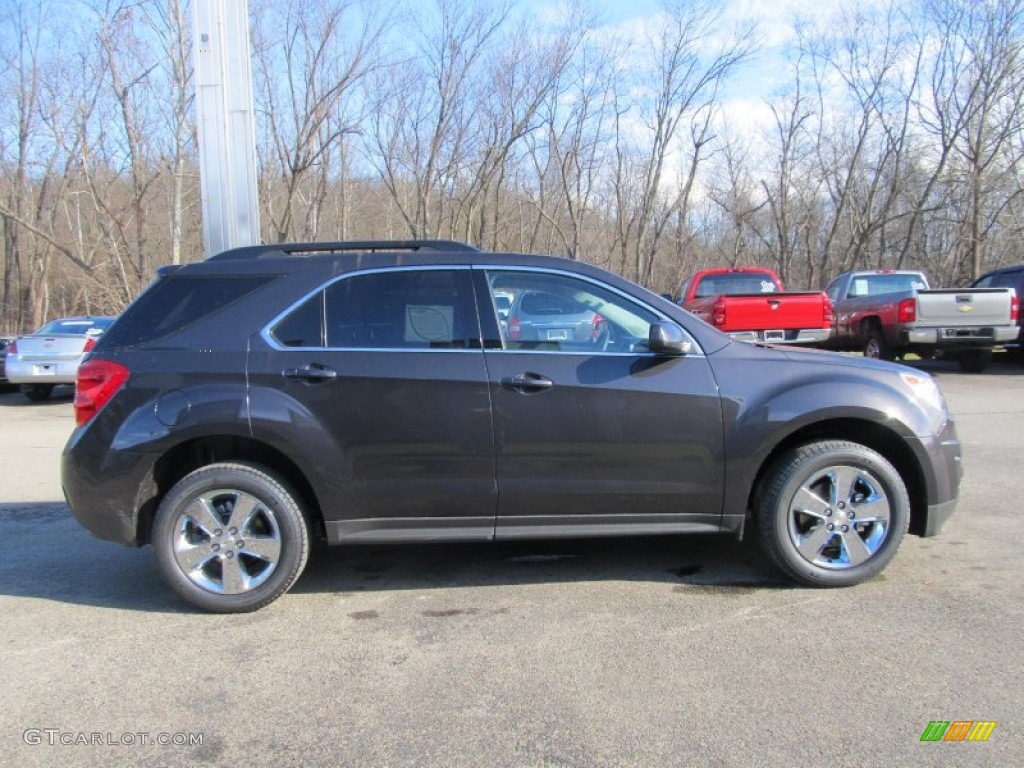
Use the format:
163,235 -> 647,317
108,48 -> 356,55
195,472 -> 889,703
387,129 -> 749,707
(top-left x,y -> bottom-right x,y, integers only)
676,267 -> 833,344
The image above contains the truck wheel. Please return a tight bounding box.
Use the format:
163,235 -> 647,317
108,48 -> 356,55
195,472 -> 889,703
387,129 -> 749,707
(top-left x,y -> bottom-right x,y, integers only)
958,349 -> 992,373
22,384 -> 54,402
756,440 -> 909,587
863,328 -> 894,361
152,462 -> 310,612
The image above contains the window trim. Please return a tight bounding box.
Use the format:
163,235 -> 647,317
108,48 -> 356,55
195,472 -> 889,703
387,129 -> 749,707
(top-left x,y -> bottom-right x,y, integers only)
261,265 -> 479,353
261,263 -> 702,357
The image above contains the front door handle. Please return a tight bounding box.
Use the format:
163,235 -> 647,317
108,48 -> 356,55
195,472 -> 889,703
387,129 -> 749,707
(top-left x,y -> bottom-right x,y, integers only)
502,372 -> 554,394
283,363 -> 338,383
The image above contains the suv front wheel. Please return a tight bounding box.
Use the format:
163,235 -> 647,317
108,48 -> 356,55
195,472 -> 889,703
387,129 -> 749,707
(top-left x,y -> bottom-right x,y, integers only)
152,462 -> 310,612
756,441 -> 910,587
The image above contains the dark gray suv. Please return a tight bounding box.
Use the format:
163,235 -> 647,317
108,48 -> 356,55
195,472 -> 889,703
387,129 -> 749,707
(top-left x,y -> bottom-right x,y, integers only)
62,241 -> 962,612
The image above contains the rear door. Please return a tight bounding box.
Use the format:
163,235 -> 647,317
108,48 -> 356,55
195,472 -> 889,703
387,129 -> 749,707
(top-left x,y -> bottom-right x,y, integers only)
248,266 -> 497,542
476,268 -> 725,538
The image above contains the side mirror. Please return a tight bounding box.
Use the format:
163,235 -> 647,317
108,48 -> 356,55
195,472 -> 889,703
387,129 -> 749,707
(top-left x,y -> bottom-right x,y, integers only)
648,322 -> 691,356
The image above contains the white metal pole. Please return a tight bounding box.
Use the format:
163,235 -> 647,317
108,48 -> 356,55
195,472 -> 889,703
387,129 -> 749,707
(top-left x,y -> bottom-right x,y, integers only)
192,0 -> 261,257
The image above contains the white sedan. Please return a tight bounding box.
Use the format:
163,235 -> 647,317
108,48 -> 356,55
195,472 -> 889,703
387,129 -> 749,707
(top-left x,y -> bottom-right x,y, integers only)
5,316 -> 116,401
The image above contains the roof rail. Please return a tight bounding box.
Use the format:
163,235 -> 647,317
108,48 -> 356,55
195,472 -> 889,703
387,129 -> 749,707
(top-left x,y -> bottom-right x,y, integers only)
207,240 -> 481,261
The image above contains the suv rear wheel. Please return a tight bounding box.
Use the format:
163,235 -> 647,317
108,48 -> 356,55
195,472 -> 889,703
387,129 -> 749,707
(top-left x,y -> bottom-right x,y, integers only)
152,462 -> 310,612
757,441 -> 909,587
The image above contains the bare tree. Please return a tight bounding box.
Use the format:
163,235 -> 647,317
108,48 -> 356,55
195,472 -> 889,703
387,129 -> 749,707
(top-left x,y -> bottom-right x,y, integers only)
608,0 -> 755,287
252,0 -> 387,243
525,6 -> 618,261
367,0 -> 512,240
140,0 -> 195,265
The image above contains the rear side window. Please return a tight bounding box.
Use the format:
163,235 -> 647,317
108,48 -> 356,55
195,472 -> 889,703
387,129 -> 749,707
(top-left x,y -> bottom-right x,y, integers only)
270,269 -> 475,350
100,275 -> 274,348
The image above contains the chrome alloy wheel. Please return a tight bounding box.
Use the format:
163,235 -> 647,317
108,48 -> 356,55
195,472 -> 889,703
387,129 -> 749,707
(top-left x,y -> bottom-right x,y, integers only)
787,465 -> 891,569
171,489 -> 282,594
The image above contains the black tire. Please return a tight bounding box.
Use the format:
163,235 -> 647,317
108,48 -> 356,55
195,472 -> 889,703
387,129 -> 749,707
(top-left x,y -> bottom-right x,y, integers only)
756,440 -> 909,587
862,327 -> 894,361
152,462 -> 310,612
22,384 -> 54,402
957,349 -> 992,373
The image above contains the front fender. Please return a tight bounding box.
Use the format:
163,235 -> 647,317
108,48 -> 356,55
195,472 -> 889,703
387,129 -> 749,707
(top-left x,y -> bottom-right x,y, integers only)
708,349 -> 938,519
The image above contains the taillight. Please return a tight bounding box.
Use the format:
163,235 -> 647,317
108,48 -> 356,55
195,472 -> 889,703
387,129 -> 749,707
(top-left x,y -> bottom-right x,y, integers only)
823,297 -> 834,327
712,297 -> 727,327
74,359 -> 129,427
1012,294 -> 1020,322
591,313 -> 605,340
83,337 -> 97,354
7,339 -> 17,355
898,297 -> 916,324
508,316 -> 522,341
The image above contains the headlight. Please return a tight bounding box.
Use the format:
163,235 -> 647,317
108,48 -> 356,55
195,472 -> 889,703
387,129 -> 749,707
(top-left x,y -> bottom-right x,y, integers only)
899,371 -> 948,416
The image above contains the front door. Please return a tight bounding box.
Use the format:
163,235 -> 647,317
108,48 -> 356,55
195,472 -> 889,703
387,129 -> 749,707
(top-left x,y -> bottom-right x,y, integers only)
475,268 -> 725,538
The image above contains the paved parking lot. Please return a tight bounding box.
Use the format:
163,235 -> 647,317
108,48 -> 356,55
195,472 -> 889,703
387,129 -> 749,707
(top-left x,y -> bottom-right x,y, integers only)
1,360 -> 1022,767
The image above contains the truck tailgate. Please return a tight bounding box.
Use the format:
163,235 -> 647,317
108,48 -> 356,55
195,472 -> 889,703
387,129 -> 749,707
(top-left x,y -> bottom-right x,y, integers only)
719,292 -> 826,331
915,289 -> 1014,327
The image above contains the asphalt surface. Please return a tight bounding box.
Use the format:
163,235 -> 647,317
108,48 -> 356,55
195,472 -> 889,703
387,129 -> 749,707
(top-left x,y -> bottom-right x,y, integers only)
0,360 -> 1021,767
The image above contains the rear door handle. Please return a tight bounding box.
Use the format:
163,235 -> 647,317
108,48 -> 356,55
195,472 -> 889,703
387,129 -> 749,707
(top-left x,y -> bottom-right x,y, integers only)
283,363 -> 338,383
502,372 -> 554,393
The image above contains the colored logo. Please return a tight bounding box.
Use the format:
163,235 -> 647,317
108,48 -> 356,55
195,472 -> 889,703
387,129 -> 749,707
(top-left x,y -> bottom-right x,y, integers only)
920,721 -> 997,742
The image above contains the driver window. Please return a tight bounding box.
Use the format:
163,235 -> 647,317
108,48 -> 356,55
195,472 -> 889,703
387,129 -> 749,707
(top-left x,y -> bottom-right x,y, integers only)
485,270 -> 661,353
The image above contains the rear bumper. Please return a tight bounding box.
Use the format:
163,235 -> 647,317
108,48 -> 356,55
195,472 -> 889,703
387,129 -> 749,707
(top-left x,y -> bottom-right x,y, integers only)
5,357 -> 81,384
62,429 -> 154,547
729,328 -> 831,344
902,326 -> 1018,347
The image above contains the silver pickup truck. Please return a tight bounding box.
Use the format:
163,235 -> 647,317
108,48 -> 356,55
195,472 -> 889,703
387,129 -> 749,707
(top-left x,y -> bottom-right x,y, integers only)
821,270 -> 1019,372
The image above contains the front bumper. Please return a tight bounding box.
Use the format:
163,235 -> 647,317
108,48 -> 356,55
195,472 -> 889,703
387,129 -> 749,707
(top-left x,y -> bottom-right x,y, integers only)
910,418 -> 962,537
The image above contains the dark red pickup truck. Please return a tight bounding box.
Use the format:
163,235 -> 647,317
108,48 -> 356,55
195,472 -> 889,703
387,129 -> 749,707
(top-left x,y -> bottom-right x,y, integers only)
676,267 -> 833,344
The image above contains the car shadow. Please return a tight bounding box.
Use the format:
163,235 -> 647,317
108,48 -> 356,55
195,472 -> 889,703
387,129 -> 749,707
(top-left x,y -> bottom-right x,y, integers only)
294,535 -> 795,598
0,502 -> 795,613
902,353 -> 1024,377
0,502 -> 192,613
0,386 -> 75,405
